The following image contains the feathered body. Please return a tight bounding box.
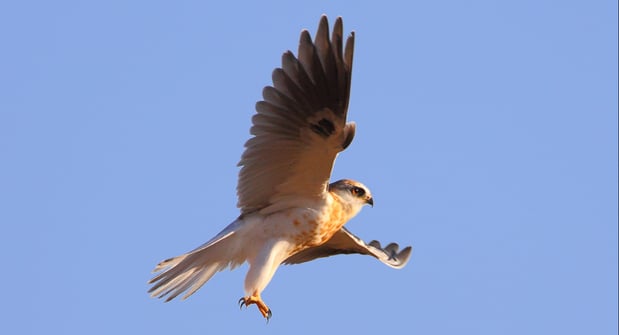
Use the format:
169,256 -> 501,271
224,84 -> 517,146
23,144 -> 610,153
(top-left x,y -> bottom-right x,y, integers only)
149,16 -> 411,320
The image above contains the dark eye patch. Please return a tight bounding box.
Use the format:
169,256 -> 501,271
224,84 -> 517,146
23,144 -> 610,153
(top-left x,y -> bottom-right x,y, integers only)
351,186 -> 365,197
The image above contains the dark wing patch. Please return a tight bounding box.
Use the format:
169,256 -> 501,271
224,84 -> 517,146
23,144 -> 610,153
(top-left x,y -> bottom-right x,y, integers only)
310,118 -> 337,137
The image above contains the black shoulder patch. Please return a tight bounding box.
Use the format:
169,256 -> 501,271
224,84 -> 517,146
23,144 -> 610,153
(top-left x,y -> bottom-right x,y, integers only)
310,118 -> 336,138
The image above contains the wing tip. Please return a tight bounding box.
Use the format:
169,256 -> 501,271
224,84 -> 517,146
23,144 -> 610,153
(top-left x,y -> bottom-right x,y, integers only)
393,245 -> 413,269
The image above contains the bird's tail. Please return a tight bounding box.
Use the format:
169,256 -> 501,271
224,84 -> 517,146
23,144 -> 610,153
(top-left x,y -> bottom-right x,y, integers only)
148,219 -> 247,301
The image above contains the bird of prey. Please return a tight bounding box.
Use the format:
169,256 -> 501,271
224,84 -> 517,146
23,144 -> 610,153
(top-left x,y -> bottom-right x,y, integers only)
148,15 -> 412,320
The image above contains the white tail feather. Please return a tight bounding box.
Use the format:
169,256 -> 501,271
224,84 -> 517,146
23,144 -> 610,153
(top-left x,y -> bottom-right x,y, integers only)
148,219 -> 248,301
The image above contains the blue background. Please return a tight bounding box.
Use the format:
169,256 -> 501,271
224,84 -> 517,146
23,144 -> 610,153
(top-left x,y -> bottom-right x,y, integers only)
1,1 -> 617,334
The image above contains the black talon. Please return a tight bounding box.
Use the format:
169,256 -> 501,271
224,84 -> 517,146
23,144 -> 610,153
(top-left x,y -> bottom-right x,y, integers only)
238,297 -> 246,309
266,309 -> 272,323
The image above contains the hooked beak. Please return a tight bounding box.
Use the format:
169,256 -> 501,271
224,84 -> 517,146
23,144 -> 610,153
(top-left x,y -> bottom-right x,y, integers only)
366,197 -> 374,207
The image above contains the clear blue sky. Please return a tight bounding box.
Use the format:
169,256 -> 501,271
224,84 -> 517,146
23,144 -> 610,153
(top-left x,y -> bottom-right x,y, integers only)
1,1 -> 617,334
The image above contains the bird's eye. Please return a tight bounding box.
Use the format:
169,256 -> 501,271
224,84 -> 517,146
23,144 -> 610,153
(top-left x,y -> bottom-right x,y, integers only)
351,186 -> 365,197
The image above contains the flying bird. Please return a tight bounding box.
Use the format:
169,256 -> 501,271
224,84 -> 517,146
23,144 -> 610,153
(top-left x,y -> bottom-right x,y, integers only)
148,15 -> 412,320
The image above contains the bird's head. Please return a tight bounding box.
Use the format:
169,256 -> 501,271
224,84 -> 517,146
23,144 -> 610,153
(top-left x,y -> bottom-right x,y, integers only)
328,179 -> 374,214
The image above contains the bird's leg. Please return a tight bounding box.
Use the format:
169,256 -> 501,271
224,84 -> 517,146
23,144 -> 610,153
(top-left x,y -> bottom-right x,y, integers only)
239,292 -> 272,320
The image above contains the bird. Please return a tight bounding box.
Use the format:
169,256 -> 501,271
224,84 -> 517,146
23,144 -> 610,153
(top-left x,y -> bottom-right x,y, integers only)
148,15 -> 412,320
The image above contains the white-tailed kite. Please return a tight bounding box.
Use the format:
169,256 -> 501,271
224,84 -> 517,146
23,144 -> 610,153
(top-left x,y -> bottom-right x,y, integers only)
149,15 -> 412,320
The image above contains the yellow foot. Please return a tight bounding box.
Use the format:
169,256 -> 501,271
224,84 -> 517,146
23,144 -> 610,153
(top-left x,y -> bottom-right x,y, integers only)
239,295 -> 272,321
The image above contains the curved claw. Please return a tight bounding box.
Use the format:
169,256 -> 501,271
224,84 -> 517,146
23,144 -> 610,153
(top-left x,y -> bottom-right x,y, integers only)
238,295 -> 272,320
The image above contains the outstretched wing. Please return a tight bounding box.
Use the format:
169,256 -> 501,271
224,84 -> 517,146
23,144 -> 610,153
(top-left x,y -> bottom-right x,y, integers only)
237,15 -> 356,215
282,227 -> 412,269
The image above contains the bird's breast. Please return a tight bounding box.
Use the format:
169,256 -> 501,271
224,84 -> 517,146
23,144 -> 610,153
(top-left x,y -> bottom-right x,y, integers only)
285,196 -> 351,255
